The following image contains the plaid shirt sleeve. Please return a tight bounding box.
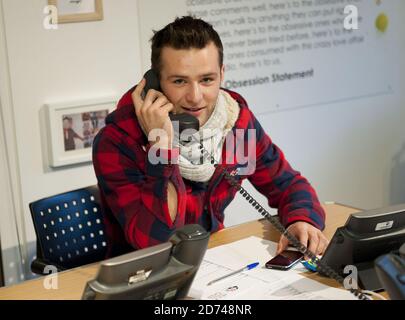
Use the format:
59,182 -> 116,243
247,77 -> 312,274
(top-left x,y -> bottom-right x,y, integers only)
246,109 -> 326,230
93,129 -> 187,250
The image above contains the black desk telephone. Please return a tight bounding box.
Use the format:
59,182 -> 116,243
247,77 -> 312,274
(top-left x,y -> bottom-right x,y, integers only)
82,224 -> 209,300
139,69 -> 374,300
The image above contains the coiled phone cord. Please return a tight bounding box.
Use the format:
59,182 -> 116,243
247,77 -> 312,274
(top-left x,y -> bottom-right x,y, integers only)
196,141 -> 369,300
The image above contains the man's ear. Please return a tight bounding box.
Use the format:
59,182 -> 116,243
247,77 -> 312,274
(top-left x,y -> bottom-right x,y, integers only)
220,64 -> 225,83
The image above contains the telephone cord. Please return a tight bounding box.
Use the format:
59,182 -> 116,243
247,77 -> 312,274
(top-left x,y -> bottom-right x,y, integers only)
196,140 -> 370,300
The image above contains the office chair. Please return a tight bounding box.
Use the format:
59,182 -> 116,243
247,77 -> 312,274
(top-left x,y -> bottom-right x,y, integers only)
30,185 -> 107,275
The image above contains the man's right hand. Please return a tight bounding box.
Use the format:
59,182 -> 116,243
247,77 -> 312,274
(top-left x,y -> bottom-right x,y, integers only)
132,79 -> 179,222
131,78 -> 174,149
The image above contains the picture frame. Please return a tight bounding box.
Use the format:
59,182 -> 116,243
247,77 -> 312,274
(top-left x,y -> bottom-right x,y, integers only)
45,97 -> 116,167
48,0 -> 103,24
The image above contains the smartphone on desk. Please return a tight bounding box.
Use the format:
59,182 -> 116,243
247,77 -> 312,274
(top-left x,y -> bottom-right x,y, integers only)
265,250 -> 304,270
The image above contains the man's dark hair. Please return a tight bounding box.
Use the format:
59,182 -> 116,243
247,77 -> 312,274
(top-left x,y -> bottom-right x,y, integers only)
150,16 -> 223,76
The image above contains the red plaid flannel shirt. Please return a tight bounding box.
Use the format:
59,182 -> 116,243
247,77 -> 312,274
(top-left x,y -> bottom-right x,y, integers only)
92,87 -> 326,257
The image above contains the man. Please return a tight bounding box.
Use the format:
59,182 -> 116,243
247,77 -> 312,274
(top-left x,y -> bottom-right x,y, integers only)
63,116 -> 83,151
93,16 -> 328,258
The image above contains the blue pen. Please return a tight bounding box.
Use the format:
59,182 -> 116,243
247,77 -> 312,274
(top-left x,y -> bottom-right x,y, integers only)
207,262 -> 259,286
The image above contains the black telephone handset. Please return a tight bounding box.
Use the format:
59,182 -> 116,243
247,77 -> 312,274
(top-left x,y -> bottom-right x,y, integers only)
141,73 -> 368,299
142,69 -> 200,134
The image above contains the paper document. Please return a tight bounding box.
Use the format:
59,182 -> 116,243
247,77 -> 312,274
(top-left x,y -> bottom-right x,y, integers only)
189,236 -> 357,300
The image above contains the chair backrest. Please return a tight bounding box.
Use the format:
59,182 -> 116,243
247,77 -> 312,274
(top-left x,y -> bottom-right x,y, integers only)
30,185 -> 107,270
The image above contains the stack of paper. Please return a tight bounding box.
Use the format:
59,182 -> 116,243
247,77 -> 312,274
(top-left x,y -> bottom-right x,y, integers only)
189,236 -> 358,300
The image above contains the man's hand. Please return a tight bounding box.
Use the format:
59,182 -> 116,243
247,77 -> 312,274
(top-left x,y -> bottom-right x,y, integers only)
132,79 -> 179,221
131,78 -> 174,149
276,221 -> 329,258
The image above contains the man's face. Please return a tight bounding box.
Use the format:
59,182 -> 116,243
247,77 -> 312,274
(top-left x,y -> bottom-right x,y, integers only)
159,42 -> 224,127
63,119 -> 71,129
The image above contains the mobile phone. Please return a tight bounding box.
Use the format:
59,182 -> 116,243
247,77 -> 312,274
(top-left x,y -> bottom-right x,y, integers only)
265,250 -> 304,270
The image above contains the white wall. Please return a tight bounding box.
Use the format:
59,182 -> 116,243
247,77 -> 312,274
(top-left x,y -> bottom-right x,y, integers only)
0,97 -> 25,284
1,0 -> 405,284
0,0 -> 142,284
225,79 -> 405,226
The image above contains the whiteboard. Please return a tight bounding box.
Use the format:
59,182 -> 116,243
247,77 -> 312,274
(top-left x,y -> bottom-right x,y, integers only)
138,0 -> 400,115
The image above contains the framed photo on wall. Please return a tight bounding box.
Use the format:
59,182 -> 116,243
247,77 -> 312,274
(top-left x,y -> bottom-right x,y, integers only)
48,0 -> 104,24
45,97 -> 116,167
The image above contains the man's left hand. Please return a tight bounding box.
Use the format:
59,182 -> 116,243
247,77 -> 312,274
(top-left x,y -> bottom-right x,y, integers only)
276,221 -> 329,258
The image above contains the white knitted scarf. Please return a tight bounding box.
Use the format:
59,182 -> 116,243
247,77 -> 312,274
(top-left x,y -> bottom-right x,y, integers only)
176,90 -> 240,182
